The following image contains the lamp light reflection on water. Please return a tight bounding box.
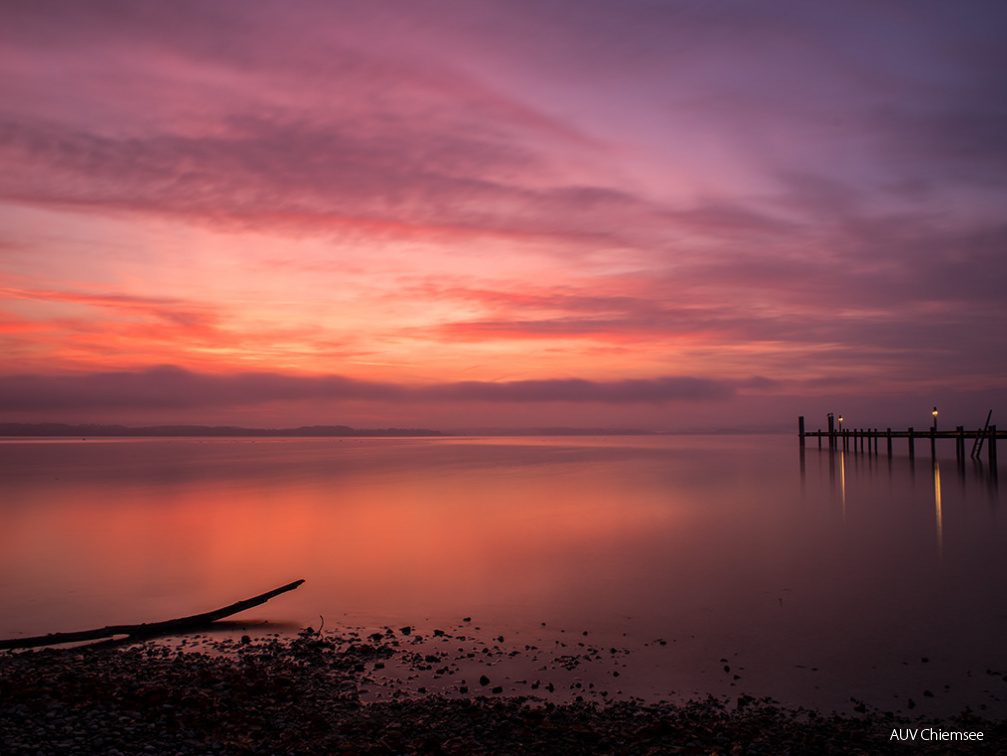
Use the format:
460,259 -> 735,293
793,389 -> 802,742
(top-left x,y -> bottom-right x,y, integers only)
934,460 -> 943,559
839,450 -> 846,519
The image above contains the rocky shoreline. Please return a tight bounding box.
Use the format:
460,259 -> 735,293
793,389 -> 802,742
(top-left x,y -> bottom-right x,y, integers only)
3,629 -> 1005,755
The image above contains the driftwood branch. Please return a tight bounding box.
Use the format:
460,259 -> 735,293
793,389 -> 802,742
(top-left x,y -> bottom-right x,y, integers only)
0,579 -> 305,651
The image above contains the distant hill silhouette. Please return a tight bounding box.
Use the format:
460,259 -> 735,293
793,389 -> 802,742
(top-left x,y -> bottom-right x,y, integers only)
0,423 -> 445,437
455,427 -> 660,436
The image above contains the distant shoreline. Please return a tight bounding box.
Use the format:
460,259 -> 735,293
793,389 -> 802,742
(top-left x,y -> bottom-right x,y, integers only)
0,423 -> 792,437
0,423 -> 446,438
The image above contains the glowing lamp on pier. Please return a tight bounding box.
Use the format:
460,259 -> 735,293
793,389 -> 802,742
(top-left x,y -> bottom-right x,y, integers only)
932,406 -> 938,431
838,415 -> 843,430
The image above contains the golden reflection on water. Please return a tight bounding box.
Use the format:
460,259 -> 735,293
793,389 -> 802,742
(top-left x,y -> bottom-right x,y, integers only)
0,440 -> 690,633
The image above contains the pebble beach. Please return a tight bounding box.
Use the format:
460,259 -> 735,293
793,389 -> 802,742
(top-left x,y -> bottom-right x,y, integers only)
3,627 -> 1005,756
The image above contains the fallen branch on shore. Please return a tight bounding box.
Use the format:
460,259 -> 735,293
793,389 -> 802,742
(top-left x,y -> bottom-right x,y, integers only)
0,579 -> 305,650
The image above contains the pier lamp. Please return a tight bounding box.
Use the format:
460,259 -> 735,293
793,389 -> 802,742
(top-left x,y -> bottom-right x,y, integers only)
838,415 -> 843,430
932,406 -> 938,431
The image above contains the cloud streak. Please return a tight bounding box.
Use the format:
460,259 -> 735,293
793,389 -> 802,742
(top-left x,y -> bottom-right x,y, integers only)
0,366 -> 734,412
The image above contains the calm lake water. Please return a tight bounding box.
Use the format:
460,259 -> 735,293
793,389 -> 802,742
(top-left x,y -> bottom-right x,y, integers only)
2,434 -> 1005,717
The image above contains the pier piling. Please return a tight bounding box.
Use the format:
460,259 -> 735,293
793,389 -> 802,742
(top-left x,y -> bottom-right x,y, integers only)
797,415 -> 1002,468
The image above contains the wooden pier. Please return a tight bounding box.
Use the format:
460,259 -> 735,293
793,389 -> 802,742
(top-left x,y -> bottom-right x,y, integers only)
798,414 -> 1002,466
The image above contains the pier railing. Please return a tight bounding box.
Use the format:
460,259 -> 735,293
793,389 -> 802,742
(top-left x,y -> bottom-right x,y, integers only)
798,415 -> 1001,466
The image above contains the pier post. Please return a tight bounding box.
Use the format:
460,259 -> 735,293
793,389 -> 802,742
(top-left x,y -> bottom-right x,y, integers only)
956,426 -> 964,462
827,413 -> 835,449
908,427 -> 914,459
798,416 -> 805,448
990,425 -> 998,467
930,426 -> 936,459
886,428 -> 892,457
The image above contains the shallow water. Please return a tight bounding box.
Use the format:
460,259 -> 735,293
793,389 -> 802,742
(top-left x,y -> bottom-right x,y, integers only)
1,434 -> 1004,716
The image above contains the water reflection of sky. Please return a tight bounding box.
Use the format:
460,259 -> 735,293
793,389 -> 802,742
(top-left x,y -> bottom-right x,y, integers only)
1,436 -> 1004,716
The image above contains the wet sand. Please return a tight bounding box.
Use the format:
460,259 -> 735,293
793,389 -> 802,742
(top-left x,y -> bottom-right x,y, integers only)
3,627 -> 1004,755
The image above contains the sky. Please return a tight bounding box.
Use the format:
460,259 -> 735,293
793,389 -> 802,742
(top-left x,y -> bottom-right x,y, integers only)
2,0 -> 1006,431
